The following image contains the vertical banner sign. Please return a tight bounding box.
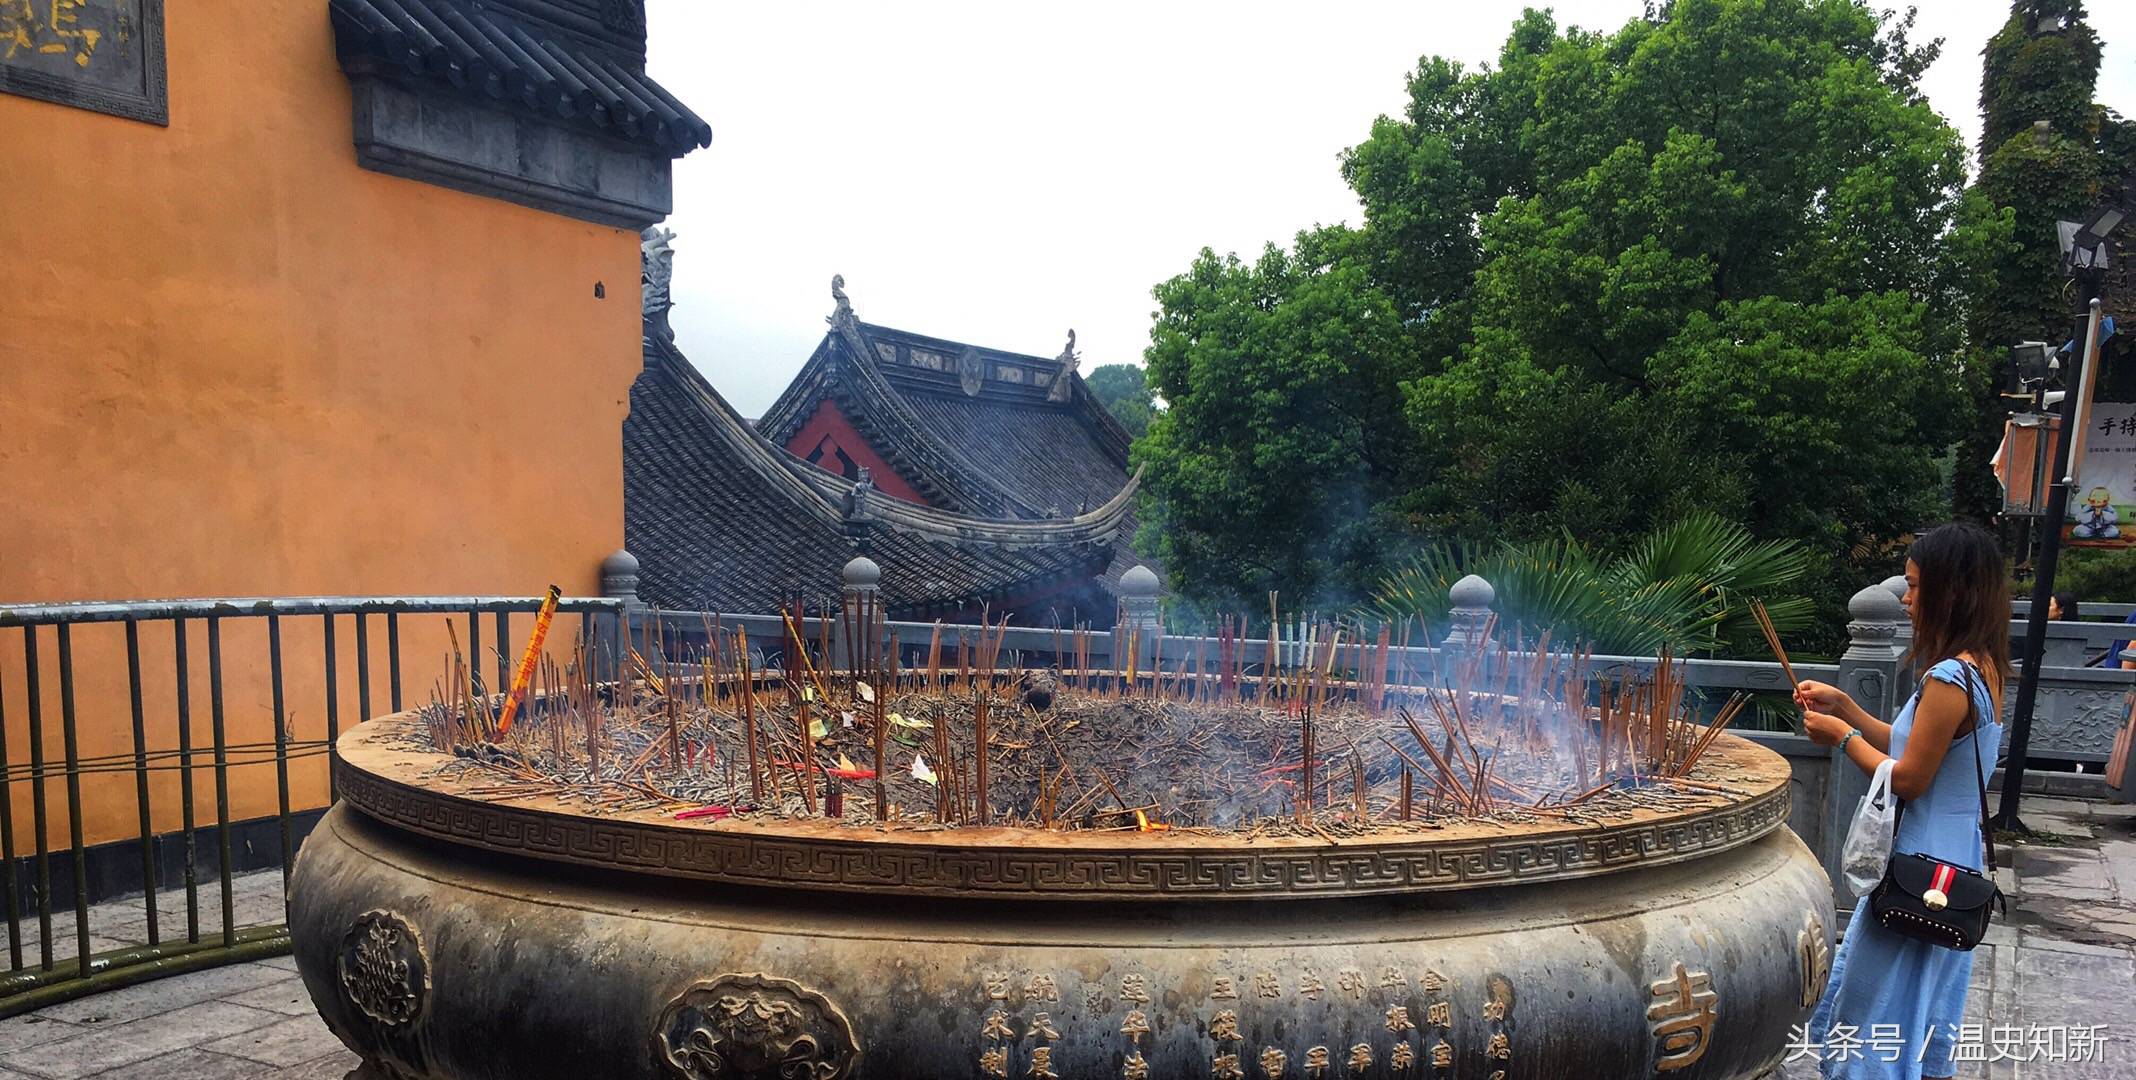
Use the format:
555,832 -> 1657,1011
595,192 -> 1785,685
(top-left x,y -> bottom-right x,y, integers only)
2064,402 -> 2136,550
0,0 -> 166,125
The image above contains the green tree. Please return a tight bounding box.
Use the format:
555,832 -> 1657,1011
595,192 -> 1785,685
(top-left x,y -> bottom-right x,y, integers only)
1137,229 -> 1417,610
1137,0 -> 2003,640
1084,363 -> 1157,438
1953,1 -> 2133,521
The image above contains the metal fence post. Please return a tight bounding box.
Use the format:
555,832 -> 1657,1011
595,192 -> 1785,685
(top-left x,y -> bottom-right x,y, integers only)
1825,583 -> 1906,903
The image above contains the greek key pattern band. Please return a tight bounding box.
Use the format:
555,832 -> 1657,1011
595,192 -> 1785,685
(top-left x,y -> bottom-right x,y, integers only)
334,756 -> 1789,901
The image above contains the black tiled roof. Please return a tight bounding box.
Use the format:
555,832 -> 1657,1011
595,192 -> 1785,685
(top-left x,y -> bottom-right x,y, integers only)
328,0 -> 711,156
625,332 -> 1134,621
757,319 -> 1138,521
896,388 -> 1130,516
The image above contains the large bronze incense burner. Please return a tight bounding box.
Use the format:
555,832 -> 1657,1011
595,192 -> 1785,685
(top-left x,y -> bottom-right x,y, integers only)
291,606 -> 1831,1080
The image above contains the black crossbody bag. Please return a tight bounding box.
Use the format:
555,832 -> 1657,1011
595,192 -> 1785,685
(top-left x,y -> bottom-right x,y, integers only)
1866,662 -> 2007,950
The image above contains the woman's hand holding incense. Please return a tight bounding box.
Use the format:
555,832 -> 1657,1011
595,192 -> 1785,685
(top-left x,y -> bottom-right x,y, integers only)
1798,680 -> 1894,757
1802,709 -> 1853,747
1795,680 -> 1854,717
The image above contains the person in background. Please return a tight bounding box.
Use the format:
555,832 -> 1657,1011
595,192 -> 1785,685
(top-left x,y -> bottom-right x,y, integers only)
2048,591 -> 2078,621
2095,608 -> 2136,669
1794,523 -> 2008,1079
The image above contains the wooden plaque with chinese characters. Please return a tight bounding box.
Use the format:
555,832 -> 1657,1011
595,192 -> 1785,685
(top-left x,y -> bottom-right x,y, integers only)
0,0 -> 166,125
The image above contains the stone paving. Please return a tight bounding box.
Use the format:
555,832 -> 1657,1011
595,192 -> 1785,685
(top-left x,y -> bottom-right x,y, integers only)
1781,796 -> 2136,1080
0,870 -> 357,1079
3,799 -> 2135,1078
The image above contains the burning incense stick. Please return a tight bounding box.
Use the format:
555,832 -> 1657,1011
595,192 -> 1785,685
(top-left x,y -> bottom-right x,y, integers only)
495,586 -> 561,736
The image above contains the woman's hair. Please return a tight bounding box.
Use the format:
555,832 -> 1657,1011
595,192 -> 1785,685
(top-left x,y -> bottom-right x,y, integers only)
1905,522 -> 2012,683
2053,591 -> 2081,621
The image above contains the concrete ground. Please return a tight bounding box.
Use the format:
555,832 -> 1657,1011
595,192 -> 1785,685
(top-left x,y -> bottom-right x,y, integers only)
2,799 -> 2134,1079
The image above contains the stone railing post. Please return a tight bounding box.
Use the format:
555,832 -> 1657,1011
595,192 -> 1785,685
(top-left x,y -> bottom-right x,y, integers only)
1881,574 -> 1911,663
1119,565 -> 1161,631
840,555 -> 881,673
1117,564 -> 1161,672
1821,583 -> 1907,904
1441,574 -> 1496,654
599,549 -> 643,687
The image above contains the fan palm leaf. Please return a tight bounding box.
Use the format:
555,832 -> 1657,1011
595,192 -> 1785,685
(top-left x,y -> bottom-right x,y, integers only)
1368,514 -> 1814,658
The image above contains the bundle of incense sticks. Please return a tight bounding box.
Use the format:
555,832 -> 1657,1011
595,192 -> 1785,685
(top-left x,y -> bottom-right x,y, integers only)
427,592 -> 1790,835
1749,599 -> 1801,698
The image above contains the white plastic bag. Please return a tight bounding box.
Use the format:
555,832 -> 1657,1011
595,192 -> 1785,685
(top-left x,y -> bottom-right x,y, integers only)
1841,759 -> 1898,897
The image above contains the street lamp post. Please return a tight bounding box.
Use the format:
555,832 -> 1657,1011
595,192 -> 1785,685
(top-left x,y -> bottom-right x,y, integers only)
1998,299 -> 2106,830
1996,169 -> 2132,830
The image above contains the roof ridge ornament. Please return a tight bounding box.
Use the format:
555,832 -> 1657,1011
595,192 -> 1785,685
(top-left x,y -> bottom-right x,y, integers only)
828,274 -> 858,335
842,466 -> 879,553
956,345 -> 986,397
1047,328 -> 1080,402
641,227 -> 676,338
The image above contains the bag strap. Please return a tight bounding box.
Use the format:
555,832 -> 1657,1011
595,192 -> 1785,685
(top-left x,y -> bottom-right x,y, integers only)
1892,660 -> 1998,873
1956,662 -> 1998,873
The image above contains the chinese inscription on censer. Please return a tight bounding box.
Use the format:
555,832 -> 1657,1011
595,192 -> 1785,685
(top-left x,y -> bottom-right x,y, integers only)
975,965 -> 1554,1077
1799,911 -> 1832,1009
1649,962 -> 1720,1072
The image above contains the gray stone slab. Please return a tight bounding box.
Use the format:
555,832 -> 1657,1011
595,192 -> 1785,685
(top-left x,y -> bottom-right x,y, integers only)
30,962 -> 291,1025
220,977 -> 318,1017
102,1048 -> 271,1080
2023,930 -> 2133,958
2023,797 -> 2101,818
277,1049 -> 363,1080
2016,947 -> 2136,1034
0,1015 -> 85,1057
255,955 -> 300,973
5,935 -> 138,967
199,1014 -> 348,1067
2,1000 -> 281,1079
2024,847 -> 2118,892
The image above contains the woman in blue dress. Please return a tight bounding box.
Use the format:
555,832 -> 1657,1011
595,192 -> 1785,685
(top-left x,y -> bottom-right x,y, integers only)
1794,523 -> 2007,1080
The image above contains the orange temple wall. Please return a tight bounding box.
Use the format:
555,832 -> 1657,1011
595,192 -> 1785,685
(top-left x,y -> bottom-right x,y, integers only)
0,8 -> 643,851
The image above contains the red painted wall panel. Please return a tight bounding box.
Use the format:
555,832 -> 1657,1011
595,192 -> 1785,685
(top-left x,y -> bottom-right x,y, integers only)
783,399 -> 932,505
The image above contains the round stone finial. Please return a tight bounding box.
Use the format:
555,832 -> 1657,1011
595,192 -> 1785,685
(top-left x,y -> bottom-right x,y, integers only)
841,555 -> 881,588
1120,564 -> 1161,598
1849,582 -> 1904,623
1449,574 -> 1495,609
599,549 -> 640,600
1882,575 -> 1906,602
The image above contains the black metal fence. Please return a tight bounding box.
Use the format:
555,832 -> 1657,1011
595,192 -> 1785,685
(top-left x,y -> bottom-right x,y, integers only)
6,583 -> 2127,1016
0,595 -> 622,1017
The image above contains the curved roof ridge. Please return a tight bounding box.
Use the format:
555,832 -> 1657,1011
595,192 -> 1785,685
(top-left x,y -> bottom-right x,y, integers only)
758,316 -> 1138,519
647,334 -> 1131,550
756,326 -> 1049,518
815,466 -> 1142,550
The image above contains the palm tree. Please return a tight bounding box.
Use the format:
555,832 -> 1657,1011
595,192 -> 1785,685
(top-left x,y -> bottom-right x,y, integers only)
1368,513 -> 1814,658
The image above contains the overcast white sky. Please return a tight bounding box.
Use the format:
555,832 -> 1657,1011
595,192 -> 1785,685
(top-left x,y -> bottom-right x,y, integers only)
645,1 -> 2136,416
